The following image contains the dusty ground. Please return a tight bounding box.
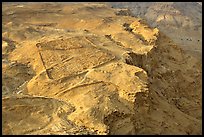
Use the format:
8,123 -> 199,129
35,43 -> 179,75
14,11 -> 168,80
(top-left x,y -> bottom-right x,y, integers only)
2,3 -> 202,135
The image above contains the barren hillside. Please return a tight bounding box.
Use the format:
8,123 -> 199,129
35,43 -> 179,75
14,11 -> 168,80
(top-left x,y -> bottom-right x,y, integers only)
108,2 -> 202,59
2,3 -> 202,135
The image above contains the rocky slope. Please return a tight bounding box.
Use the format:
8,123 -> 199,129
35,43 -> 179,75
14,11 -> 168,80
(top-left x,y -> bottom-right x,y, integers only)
2,3 -> 202,135
108,2 -> 202,59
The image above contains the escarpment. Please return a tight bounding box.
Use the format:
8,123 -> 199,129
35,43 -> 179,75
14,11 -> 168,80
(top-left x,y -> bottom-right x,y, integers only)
2,3 -> 202,135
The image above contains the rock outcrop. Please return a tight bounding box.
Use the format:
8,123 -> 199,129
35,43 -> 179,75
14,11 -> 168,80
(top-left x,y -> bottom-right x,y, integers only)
2,3 -> 202,135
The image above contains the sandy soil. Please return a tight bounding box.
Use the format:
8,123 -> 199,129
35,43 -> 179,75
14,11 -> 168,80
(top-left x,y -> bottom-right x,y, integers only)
2,3 -> 202,135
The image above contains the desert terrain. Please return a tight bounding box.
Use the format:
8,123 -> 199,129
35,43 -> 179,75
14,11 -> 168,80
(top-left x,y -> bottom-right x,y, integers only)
108,2 -> 202,60
2,2 -> 202,135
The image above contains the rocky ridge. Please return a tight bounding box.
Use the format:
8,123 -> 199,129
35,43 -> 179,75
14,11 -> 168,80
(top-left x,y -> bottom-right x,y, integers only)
2,3 -> 202,135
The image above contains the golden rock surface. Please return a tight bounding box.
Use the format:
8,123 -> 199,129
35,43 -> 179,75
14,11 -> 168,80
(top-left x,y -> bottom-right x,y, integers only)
2,3 -> 202,135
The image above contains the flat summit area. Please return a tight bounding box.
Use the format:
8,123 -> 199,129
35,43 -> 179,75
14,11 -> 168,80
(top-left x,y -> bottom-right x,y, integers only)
2,3 -> 202,135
